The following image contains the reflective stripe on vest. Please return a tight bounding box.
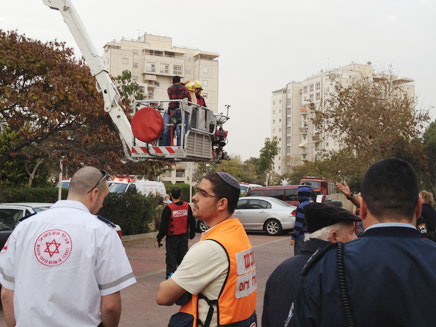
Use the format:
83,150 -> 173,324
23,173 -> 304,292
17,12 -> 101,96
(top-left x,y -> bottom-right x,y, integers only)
178,218 -> 257,327
168,202 -> 189,236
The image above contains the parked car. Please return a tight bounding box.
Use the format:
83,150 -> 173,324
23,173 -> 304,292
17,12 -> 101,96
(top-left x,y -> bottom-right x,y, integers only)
0,203 -> 53,249
109,178 -> 166,197
246,185 -> 301,206
0,203 -> 123,250
196,196 -> 296,236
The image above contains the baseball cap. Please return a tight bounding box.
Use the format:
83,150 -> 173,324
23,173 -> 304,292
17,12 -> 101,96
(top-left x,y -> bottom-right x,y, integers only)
304,202 -> 360,233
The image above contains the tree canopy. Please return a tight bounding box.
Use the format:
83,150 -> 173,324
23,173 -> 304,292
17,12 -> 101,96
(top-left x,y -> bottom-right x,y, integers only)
0,30 -> 168,186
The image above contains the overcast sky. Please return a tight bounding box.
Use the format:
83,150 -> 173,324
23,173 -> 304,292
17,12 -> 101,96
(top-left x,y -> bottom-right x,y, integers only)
2,0 -> 436,160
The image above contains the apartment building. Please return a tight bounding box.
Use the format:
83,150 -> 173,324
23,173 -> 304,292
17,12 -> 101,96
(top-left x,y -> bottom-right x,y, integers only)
272,63 -> 415,175
103,33 -> 219,184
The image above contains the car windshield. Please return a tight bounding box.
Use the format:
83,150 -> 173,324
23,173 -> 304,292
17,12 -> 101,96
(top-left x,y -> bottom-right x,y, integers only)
301,180 -> 320,189
240,185 -> 249,193
109,183 -> 128,193
34,206 -> 50,213
267,197 -> 294,207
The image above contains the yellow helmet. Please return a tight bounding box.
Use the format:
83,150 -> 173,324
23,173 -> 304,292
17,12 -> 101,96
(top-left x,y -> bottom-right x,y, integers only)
185,82 -> 195,92
194,80 -> 203,90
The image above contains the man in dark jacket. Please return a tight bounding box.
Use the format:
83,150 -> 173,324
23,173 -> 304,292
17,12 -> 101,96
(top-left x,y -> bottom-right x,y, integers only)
293,158 -> 436,327
262,203 -> 359,327
157,187 -> 196,278
290,185 -> 313,255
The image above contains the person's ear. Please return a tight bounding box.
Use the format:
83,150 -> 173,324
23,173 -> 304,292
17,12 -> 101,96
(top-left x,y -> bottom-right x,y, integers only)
217,197 -> 228,212
359,196 -> 367,220
328,230 -> 338,243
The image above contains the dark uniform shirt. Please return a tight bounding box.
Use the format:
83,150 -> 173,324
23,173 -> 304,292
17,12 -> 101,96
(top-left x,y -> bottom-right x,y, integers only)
293,225 -> 436,327
262,238 -> 329,327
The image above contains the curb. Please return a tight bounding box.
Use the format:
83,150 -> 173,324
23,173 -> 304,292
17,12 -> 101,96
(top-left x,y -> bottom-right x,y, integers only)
122,231 -> 158,247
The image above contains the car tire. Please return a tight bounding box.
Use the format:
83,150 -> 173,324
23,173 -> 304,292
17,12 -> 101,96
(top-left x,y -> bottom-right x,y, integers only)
264,219 -> 282,236
197,220 -> 209,232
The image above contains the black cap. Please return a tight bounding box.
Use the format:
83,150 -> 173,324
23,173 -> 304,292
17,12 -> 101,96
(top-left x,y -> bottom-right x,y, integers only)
304,202 -> 360,233
216,172 -> 240,190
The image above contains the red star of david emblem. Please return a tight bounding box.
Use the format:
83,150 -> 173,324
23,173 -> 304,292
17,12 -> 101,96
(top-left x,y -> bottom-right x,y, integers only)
44,239 -> 61,258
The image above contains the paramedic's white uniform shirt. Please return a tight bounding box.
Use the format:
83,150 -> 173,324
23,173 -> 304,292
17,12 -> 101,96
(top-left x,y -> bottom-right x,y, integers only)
0,200 -> 136,327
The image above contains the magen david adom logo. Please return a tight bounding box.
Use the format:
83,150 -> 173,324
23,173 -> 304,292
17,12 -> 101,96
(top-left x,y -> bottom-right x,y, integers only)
34,229 -> 72,267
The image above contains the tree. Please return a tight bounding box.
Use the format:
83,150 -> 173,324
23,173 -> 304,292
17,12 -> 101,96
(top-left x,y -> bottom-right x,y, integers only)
312,76 -> 429,169
257,137 -> 279,185
115,70 -> 144,104
0,30 -> 169,185
423,120 -> 436,194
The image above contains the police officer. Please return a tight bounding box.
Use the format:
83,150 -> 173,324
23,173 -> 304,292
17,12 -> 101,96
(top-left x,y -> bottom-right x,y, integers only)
293,158 -> 436,327
156,172 -> 257,327
262,203 -> 359,327
157,187 -> 196,279
0,166 -> 136,327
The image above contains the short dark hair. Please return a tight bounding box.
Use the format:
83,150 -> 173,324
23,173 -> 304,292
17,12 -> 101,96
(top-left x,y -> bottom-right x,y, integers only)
171,187 -> 181,199
203,172 -> 240,214
172,76 -> 181,84
361,158 -> 419,221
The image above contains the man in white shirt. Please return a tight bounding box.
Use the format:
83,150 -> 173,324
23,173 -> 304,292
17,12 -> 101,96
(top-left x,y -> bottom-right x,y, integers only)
0,166 -> 136,327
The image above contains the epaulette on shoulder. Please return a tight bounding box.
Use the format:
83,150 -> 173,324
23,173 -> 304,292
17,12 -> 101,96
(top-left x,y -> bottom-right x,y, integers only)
18,212 -> 37,222
302,242 -> 338,276
97,215 -> 116,228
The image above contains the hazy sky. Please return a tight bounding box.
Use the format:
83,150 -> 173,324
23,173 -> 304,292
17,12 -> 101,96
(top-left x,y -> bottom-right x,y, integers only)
2,0 -> 436,160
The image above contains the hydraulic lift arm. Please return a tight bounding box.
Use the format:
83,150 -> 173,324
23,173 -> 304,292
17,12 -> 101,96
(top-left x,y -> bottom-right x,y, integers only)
42,0 -> 136,150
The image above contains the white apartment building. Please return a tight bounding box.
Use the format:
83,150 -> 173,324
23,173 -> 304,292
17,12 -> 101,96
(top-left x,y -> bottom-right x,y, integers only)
272,63 -> 415,176
103,33 -> 219,184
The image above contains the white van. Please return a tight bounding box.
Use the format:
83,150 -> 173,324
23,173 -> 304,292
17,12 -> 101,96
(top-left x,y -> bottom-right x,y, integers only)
109,178 -> 166,197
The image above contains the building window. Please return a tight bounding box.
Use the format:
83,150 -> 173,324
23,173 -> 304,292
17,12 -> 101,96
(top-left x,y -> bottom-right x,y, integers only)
176,169 -> 185,178
203,80 -> 208,86
203,67 -> 209,73
139,86 -> 145,93
132,75 -> 138,81
273,110 -> 275,114
148,88 -> 154,99
133,51 -> 139,56
309,84 -> 314,92
316,82 -> 321,90
310,94 -> 314,101
279,99 -> 281,104
173,65 -> 183,75
203,92 -> 208,98
186,56 -> 191,62
302,154 -> 307,160
279,119 -> 281,122
273,120 -> 275,124
160,63 -> 169,74
273,101 -> 275,105
146,62 -> 156,73
122,58 -> 129,65
133,62 -> 138,68
316,92 -> 320,100
303,86 -> 307,93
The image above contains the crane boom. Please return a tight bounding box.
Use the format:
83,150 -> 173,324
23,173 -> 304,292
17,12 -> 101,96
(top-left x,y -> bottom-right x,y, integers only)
42,0 -> 135,150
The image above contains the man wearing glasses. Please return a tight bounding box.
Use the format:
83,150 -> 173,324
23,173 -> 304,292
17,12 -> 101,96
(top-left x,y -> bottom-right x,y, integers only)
0,166 -> 136,327
156,172 -> 257,327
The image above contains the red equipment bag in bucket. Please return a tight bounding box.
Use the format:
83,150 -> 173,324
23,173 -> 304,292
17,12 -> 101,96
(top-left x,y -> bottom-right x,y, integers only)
131,107 -> 164,143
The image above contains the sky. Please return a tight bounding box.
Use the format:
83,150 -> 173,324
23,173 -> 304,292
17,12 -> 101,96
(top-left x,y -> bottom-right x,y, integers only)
2,0 -> 436,160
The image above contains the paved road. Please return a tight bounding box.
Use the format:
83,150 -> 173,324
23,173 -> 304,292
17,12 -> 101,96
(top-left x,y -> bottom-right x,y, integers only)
1,232 -> 294,326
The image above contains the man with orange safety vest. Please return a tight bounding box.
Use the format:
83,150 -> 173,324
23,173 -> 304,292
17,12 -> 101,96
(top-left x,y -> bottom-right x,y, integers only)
156,172 -> 257,327
157,187 -> 196,279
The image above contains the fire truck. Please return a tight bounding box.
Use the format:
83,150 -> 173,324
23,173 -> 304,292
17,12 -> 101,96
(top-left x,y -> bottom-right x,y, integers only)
42,0 -> 229,163
299,176 -> 336,195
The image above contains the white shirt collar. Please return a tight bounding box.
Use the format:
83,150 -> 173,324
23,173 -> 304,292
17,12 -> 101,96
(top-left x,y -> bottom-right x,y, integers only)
365,222 -> 416,232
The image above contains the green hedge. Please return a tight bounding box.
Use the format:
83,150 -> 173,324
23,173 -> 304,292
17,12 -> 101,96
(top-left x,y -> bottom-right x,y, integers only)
1,187 -> 68,202
98,192 -> 161,235
1,187 -> 162,236
165,183 -> 195,202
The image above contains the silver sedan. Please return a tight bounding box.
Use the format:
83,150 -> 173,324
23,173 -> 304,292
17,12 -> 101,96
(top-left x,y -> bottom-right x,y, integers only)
233,196 -> 296,235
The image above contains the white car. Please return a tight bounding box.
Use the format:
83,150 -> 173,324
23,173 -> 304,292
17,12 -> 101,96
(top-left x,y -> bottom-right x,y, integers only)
234,196 -> 296,235
0,203 -> 122,247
